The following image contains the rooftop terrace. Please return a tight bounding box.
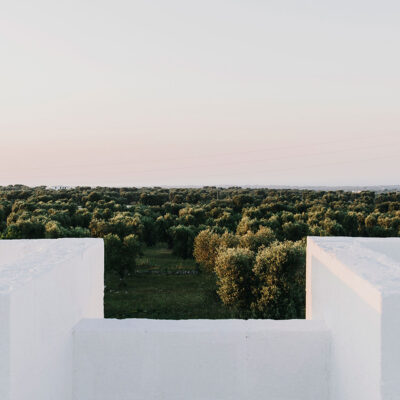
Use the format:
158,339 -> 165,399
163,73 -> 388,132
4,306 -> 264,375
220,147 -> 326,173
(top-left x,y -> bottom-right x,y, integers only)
1,237 -> 400,399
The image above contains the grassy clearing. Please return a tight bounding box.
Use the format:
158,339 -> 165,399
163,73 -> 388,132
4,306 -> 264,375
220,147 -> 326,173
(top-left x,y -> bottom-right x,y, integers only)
104,244 -> 232,319
136,243 -> 198,273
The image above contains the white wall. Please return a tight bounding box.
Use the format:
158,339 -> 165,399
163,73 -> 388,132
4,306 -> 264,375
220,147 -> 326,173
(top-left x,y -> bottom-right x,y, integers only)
0,239 -> 104,400
73,318 -> 330,400
0,292 -> 10,400
2,237 -> 400,400
307,237 -> 400,400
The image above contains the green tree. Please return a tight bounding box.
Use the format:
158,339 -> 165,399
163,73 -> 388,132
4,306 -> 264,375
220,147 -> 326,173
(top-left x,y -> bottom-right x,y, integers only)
104,233 -> 141,281
215,247 -> 255,310
169,225 -> 196,259
239,226 -> 276,252
193,229 -> 221,272
252,241 -> 305,319
282,221 -> 308,241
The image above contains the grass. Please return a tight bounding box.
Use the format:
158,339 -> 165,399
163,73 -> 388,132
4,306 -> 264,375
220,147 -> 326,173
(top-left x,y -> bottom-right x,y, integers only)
104,243 -> 233,319
136,244 -> 198,273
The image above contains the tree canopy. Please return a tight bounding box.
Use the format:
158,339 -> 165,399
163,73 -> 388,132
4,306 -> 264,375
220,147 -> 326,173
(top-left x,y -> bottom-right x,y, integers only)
1,185 -> 399,318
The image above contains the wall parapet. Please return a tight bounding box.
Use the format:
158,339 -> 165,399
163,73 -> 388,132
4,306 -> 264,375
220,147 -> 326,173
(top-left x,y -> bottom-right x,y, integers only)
307,236 -> 400,400
0,239 -> 104,400
73,318 -> 330,400
1,237 -> 400,400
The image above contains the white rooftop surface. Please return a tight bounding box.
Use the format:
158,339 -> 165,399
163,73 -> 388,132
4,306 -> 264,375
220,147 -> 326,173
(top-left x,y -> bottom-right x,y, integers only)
0,238 -> 101,294
76,318 -> 327,333
309,237 -> 400,296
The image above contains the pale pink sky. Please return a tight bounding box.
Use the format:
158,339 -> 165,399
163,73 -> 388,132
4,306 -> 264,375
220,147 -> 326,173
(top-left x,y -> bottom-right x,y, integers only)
1,0 -> 399,187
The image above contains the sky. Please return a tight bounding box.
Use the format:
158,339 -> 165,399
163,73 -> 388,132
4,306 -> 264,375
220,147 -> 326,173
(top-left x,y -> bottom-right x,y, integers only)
0,0 -> 399,187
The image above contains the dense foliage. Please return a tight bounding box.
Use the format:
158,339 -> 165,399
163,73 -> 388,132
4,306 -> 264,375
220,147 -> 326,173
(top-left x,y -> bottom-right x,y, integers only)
1,185 -> 399,318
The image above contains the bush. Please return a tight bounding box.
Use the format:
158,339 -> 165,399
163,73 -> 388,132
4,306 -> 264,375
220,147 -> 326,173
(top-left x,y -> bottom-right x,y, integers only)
214,241 -> 305,319
193,229 -> 221,272
104,233 -> 141,281
168,225 -> 196,259
215,247 -> 255,310
239,226 -> 276,252
45,220 -> 65,238
252,241 -> 305,319
282,221 -> 308,241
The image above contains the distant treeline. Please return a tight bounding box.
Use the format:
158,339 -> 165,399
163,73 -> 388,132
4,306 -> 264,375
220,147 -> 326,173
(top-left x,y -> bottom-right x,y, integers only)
1,185 -> 399,318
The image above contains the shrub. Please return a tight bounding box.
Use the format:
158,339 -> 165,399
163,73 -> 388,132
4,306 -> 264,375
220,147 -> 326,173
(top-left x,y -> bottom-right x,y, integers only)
215,247 -> 255,310
193,229 -> 221,272
239,226 -> 276,252
252,241 -> 305,319
168,225 -> 196,259
104,233 -> 141,281
282,221 -> 308,241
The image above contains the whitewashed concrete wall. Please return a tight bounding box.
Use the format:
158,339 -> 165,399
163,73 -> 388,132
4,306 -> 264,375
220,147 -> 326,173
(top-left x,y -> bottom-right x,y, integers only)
0,239 -> 104,400
73,318 -> 330,400
2,237 -> 400,400
307,237 -> 400,400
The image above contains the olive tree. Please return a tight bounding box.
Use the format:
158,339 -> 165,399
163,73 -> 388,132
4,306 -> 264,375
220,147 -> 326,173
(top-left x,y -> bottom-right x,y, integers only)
252,241 -> 305,319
